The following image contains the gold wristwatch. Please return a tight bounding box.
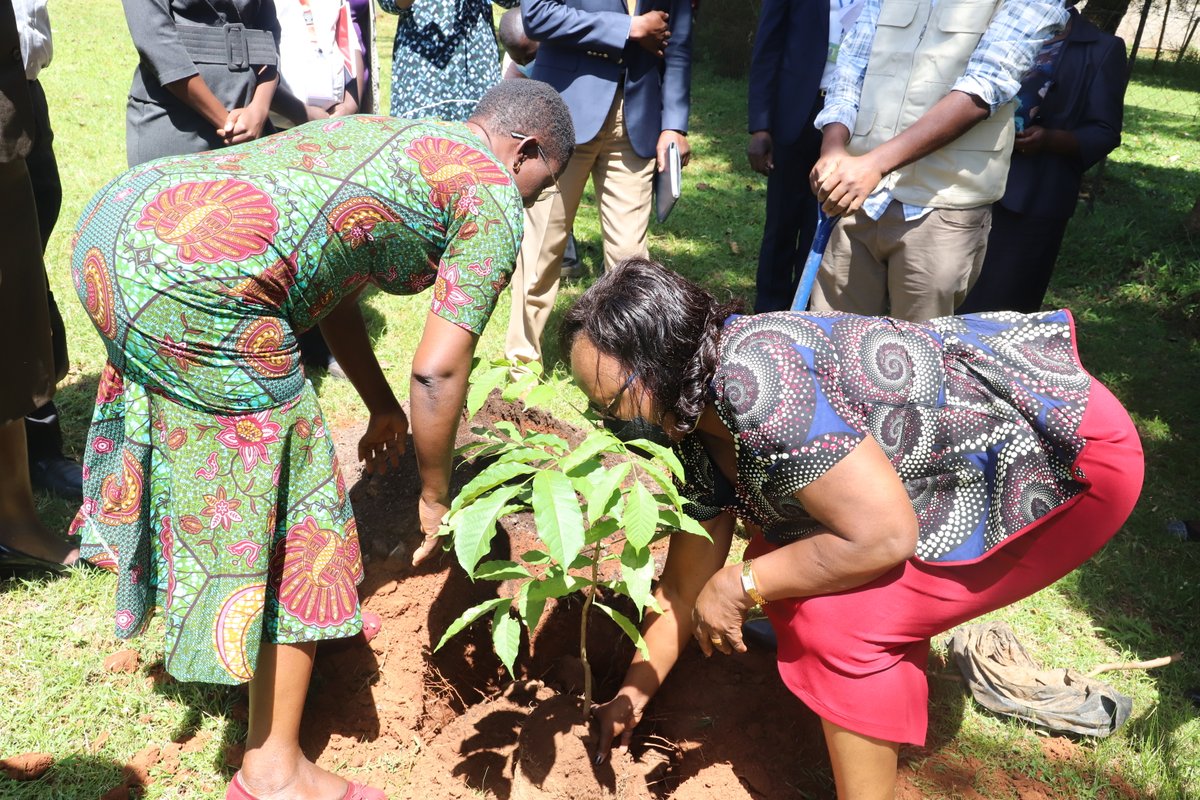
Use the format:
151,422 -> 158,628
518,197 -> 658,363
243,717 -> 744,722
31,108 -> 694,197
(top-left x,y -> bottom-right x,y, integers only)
741,559 -> 767,608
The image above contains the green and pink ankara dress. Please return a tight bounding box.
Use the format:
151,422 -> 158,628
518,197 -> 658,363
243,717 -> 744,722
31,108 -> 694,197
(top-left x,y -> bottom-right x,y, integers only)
69,116 -> 523,685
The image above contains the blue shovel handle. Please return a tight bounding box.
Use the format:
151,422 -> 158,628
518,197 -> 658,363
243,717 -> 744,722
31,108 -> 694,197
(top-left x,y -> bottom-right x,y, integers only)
790,208 -> 840,312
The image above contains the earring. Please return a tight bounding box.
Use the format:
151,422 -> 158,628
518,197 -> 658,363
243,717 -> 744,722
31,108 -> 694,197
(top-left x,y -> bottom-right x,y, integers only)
513,160 -> 522,174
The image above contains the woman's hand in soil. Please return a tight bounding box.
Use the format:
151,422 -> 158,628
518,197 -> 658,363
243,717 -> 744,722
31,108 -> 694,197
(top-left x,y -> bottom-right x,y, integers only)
592,692 -> 644,762
691,564 -> 753,657
411,496 -> 449,566
359,406 -> 409,476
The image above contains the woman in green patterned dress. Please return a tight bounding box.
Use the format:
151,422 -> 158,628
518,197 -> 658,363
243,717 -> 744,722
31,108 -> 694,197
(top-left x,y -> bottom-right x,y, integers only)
69,81 -> 573,800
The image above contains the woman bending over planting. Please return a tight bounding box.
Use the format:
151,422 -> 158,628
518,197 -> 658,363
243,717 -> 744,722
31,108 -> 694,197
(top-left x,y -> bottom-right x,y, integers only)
70,81 -> 573,800
564,258 -> 1142,800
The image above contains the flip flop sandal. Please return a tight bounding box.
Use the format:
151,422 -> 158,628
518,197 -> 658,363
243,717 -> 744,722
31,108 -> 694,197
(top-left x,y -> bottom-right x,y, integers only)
226,771 -> 387,800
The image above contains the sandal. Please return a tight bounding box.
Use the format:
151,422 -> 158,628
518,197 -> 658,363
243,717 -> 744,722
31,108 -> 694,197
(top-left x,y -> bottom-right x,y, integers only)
226,771 -> 386,800
361,611 -> 382,644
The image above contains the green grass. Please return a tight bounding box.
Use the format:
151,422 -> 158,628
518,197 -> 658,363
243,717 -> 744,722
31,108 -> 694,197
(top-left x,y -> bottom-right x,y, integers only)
3,1 -> 1199,796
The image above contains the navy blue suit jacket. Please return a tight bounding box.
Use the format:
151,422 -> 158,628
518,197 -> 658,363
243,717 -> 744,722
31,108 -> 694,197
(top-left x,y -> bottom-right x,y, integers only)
1000,11 -> 1126,220
521,0 -> 692,159
747,0 -> 828,144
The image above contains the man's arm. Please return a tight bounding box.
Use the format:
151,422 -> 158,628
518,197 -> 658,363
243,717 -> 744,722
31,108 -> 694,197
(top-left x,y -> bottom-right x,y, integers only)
655,0 -> 692,168
1066,34 -> 1127,169
747,0 -> 789,136
520,0 -> 634,53
812,90 -> 989,215
953,0 -> 1069,113
811,0 -> 878,138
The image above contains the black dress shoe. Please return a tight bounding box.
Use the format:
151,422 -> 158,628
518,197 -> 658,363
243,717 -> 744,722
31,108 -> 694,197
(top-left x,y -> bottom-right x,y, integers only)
29,454 -> 84,502
0,542 -> 69,578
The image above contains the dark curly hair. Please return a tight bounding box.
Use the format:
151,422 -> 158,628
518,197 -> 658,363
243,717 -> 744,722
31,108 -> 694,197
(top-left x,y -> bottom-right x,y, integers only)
559,258 -> 742,434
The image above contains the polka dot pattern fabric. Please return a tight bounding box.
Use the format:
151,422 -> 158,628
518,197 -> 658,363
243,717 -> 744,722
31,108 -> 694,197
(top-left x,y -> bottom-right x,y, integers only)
675,310 -> 1090,563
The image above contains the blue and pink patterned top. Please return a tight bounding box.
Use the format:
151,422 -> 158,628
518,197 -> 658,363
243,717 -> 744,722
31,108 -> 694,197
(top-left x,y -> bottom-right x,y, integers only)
676,311 -> 1092,564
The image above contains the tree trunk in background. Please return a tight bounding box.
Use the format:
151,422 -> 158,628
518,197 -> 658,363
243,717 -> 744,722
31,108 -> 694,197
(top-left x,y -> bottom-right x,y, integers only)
1082,0 -> 1134,33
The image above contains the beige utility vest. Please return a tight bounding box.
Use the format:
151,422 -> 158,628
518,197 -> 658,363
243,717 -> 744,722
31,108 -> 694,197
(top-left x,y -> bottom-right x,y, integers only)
849,0 -> 1016,208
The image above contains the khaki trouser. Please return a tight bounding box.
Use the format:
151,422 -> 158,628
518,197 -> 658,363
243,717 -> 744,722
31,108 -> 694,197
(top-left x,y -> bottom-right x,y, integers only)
505,92 -> 655,365
810,202 -> 992,322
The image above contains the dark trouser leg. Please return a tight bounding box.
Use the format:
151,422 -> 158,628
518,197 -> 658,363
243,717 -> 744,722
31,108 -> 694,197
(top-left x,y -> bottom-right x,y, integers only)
753,120 -> 822,313
23,79 -> 81,499
298,327 -> 333,370
957,204 -> 1071,314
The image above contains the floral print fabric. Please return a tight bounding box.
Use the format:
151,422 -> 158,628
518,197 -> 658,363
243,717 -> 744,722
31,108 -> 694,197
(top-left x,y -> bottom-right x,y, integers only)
379,0 -> 518,121
676,311 -> 1091,563
70,117 -> 522,684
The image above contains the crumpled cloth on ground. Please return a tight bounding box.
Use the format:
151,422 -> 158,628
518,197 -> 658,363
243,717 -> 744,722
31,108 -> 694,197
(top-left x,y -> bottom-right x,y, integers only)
948,621 -> 1132,737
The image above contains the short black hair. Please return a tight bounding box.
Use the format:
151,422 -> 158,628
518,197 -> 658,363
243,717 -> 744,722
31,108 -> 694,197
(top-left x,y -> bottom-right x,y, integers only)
559,258 -> 742,433
470,80 -> 575,169
497,8 -> 534,58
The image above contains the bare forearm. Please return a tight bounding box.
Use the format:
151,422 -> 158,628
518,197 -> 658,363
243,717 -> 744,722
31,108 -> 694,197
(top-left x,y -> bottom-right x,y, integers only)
164,74 -> 228,129
318,295 -> 401,414
867,90 -> 989,175
615,587 -> 697,708
410,316 -> 476,504
615,515 -> 735,707
248,72 -> 278,115
750,527 -> 912,603
409,370 -> 467,504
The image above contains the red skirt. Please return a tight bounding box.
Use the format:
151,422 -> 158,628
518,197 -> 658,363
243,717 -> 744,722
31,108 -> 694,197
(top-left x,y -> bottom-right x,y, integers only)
746,379 -> 1144,745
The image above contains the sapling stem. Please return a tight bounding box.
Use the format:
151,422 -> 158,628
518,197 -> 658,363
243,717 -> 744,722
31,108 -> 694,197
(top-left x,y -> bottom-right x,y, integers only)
580,539 -> 603,715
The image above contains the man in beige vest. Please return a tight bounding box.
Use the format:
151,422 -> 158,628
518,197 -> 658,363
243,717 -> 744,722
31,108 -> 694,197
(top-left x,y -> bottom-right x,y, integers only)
808,0 -> 1068,322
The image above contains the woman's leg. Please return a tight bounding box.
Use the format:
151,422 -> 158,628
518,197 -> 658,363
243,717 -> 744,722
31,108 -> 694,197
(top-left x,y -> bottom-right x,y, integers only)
0,418 -> 77,564
239,641 -> 348,800
822,720 -> 900,800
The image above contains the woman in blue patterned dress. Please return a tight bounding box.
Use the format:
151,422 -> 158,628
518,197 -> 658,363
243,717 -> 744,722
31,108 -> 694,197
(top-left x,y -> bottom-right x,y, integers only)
566,259 -> 1143,800
71,81 -> 573,800
379,0 -> 519,121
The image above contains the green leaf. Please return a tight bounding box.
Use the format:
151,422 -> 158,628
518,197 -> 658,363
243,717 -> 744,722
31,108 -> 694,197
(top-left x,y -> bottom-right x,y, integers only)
620,544 -> 658,616
529,564 -> 582,601
466,364 -> 510,418
532,470 -> 586,568
474,559 -> 533,581
584,518 -> 621,546
624,438 -> 686,480
561,428 -> 622,474
523,432 -> 569,453
502,369 -> 541,402
658,508 -> 713,540
516,581 -> 548,631
639,462 -> 685,508
492,420 -> 521,439
456,440 -> 505,461
454,483 -> 523,575
594,601 -> 649,660
623,480 -> 658,551
497,447 -> 553,466
492,606 -> 522,677
523,383 -> 557,409
434,596 -> 509,651
584,461 -> 631,525
520,549 -> 551,564
450,461 -> 536,514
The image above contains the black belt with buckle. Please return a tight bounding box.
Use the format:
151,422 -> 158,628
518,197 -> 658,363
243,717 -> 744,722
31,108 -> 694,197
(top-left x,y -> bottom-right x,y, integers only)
176,23 -> 278,72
